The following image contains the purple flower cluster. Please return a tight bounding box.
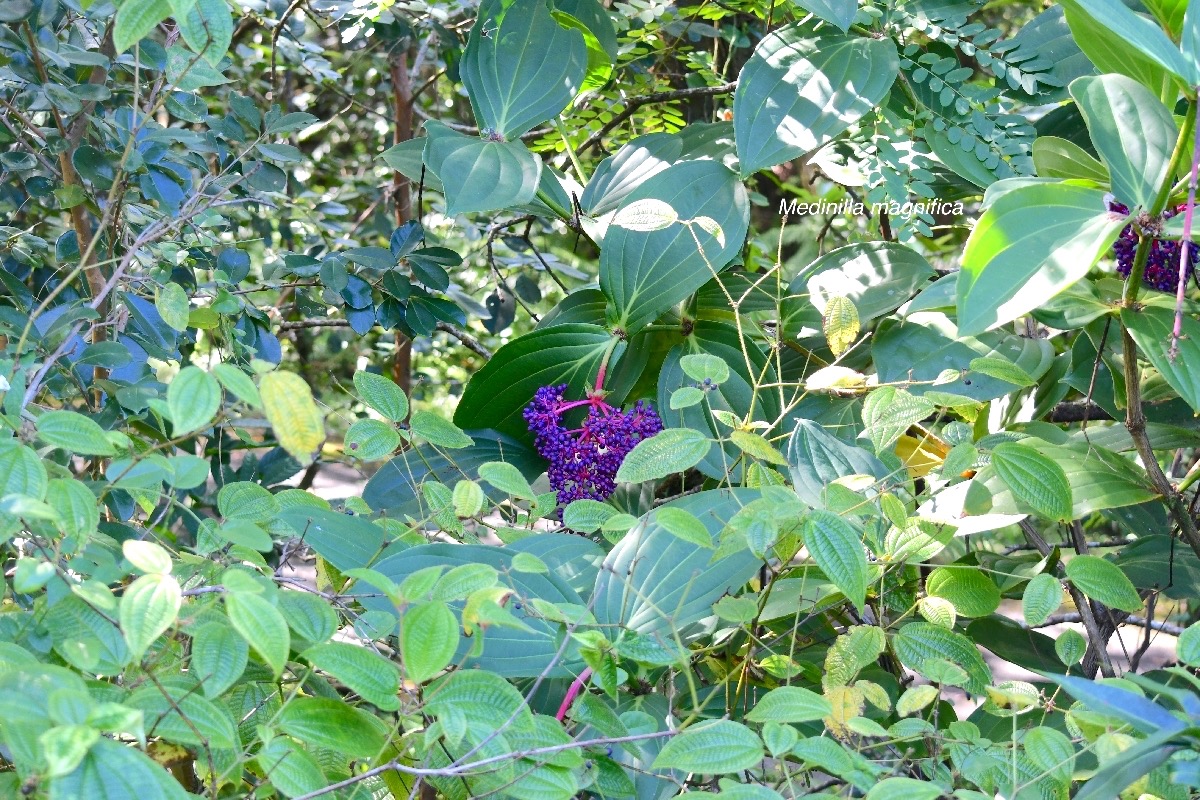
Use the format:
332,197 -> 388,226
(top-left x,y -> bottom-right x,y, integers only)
1109,200 -> 1199,293
524,384 -> 662,509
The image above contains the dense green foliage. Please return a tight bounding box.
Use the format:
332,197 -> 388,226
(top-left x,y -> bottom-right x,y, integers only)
7,0 -> 1200,797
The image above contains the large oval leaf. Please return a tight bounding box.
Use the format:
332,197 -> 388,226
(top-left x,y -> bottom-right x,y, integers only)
600,160 -> 749,336
423,121 -> 542,215
651,720 -> 763,774
956,182 -> 1126,336
802,510 -> 867,612
460,0 -> 587,140
593,489 -> 763,640
734,27 -> 898,175
1122,303 -> 1200,413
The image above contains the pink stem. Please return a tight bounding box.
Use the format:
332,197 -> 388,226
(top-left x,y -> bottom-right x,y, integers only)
1172,117 -> 1200,361
555,667 -> 593,722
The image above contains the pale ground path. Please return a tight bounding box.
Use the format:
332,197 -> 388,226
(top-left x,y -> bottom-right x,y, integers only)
291,463 -> 1180,716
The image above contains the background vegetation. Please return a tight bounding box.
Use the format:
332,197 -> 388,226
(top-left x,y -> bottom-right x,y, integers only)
5,0 -> 1200,797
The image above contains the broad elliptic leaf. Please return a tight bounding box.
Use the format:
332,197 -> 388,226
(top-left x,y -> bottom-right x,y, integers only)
399,601 -> 460,684
601,160 -> 748,336
1070,75 -> 1177,211
614,428 -> 708,484
353,371 -> 409,422
191,621 -> 249,698
1032,136 -> 1109,183
956,182 -> 1126,336
1022,572 -> 1065,626
277,506 -> 385,573
787,419 -> 890,507
802,510 -> 867,612
652,720 -> 764,774
1057,0 -> 1194,83
168,366 -> 221,435
593,489 -> 763,641
795,0 -> 857,30
580,133 -> 682,218
865,778 -> 945,800
893,622 -> 992,695
1122,304 -> 1200,413
50,737 -> 189,800
423,121 -> 542,215
990,442 -> 1073,522
453,324 -> 620,441
460,0 -> 587,140
276,697 -> 387,758
257,737 -> 327,799
303,642 -> 401,710
178,0 -> 233,66
926,566 -> 1000,618
345,419 -> 401,461
1065,554 -> 1144,613
860,387 -> 935,453
1062,3 -> 1173,93
734,27 -> 898,175
260,370 -> 325,464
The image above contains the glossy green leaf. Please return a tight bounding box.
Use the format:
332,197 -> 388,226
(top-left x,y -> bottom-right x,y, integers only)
652,720 -> 763,774
410,411 -> 473,449
734,27 -> 898,175
860,387 -> 934,453
345,419 -> 402,461
1057,0 -> 1193,83
277,506 -> 385,572
745,686 -> 832,723
303,642 -> 401,710
1070,74 -> 1177,210
957,182 -> 1126,336
802,510 -> 867,612
926,566 -> 1000,618
1065,554 -> 1144,613
422,121 -> 542,215
177,0 -> 232,65
460,0 -> 587,140
601,160 -> 748,335
155,282 -> 190,331
167,366 -> 221,435
865,778 -> 944,800
113,0 -> 172,54
893,622 -> 992,695
1032,136 -> 1109,183
49,738 -> 189,800
1123,304 -> 1200,412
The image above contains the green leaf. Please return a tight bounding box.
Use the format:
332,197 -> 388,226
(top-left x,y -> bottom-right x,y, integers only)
303,642 -> 400,710
787,420 -> 889,508
1064,3 -> 1173,92
860,387 -> 935,453
968,356 -> 1036,387
956,182 -> 1126,335
278,590 -> 339,644
1022,572 -> 1065,626
50,738 -> 189,800
733,27 -> 898,175
926,566 -> 1000,618
119,573 -> 181,662
453,324 -> 620,441
652,720 -> 763,774
276,696 -> 387,758
745,686 -> 832,723
1065,554 -> 1143,612
865,778 -> 945,800
36,410 -> 115,456
802,510 -> 867,612
1025,726 -> 1076,783
601,160 -> 749,335
178,0 -> 232,64
1057,0 -> 1194,83
478,460 -> 535,498
1122,304 -> 1200,413
260,370 -> 325,463
46,479 -> 99,539
1032,136 -> 1110,183
113,0 -> 172,54
615,428 -> 710,484
167,366 -> 221,435
257,737 -> 327,798
822,294 -> 859,356
425,669 -> 536,731
1070,74 -> 1177,210
679,353 -> 730,384
1056,628 -> 1087,665
794,0 -> 857,30
562,499 -> 617,532
893,622 -> 992,695
127,682 -> 236,748
354,371 -> 409,421
0,443 -> 47,500
593,489 -> 764,640
399,601 -> 460,683
123,539 -> 172,575
225,591 -> 290,678
422,121 -> 543,215
212,363 -> 261,408
452,479 -> 485,517
217,481 -> 279,522
41,725 -> 98,779
155,282 -> 190,331
215,519 -> 273,551
191,620 -> 248,698
460,0 -> 587,140
277,506 -> 385,573
345,419 -> 402,461
990,442 -> 1073,522
410,411 -> 473,449
655,507 -> 713,548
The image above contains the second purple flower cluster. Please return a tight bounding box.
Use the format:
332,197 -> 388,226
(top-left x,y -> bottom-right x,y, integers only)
1109,199 -> 1199,293
524,384 -> 663,509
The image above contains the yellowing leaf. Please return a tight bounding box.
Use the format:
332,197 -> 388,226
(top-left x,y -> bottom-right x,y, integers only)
822,294 -> 860,356
260,371 -> 325,464
894,434 -> 944,478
